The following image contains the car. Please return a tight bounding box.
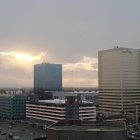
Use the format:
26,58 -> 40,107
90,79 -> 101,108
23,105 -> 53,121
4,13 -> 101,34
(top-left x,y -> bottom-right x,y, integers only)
8,125 -> 12,129
11,122 -> 16,125
1,132 -> 6,135
12,136 -> 20,140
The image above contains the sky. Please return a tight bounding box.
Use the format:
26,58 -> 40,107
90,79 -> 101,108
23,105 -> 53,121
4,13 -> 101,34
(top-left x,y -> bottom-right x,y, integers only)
0,0 -> 140,88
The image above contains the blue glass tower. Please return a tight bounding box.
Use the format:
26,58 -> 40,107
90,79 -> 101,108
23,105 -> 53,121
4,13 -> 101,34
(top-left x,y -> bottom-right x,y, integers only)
34,63 -> 62,95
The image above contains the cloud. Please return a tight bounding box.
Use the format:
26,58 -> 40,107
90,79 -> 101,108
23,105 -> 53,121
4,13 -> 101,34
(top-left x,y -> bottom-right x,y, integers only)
63,56 -> 98,87
63,56 -> 98,71
0,51 -> 45,63
63,76 -> 98,87
0,51 -> 46,88
0,52 -> 98,88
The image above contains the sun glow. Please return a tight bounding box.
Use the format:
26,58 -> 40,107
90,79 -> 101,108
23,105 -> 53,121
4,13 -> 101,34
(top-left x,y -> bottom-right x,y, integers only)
14,53 -> 42,62
0,51 -> 45,63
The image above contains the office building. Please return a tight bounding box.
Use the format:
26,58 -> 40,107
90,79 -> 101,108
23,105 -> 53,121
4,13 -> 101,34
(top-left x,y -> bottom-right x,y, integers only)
34,63 -> 62,96
98,47 -> 140,114
26,96 -> 96,122
46,120 -> 127,140
0,93 -> 27,120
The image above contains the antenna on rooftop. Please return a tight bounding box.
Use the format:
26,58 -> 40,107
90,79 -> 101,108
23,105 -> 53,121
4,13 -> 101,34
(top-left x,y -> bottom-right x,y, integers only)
41,52 -> 47,63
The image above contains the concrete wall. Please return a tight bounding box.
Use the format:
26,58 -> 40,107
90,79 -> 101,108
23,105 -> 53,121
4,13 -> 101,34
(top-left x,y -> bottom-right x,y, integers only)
46,128 -> 127,140
99,47 -> 140,112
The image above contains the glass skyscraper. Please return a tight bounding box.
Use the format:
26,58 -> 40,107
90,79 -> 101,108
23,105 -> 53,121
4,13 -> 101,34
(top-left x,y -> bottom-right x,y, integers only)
34,63 -> 62,94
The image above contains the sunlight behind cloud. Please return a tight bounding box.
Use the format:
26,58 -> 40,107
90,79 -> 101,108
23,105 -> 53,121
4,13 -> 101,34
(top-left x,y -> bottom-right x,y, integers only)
0,51 -> 47,88
0,52 -> 98,88
0,51 -> 45,63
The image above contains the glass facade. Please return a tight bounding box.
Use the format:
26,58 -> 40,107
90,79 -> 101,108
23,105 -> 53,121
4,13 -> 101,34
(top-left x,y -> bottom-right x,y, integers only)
34,63 -> 62,93
0,95 -> 27,120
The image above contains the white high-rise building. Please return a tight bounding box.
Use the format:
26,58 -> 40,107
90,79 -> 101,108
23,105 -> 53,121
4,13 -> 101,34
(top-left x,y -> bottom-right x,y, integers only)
98,47 -> 140,113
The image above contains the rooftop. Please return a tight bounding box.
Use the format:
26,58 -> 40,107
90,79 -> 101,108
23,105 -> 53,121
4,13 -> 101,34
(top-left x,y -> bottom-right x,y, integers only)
0,93 -> 25,97
48,120 -> 126,131
38,99 -> 93,105
39,99 -> 65,104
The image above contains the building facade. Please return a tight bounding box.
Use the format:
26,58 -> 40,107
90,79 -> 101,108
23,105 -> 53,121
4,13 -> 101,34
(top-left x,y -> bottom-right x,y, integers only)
46,120 -> 127,140
34,63 -> 62,94
99,47 -> 140,113
26,97 -> 96,122
0,94 -> 27,120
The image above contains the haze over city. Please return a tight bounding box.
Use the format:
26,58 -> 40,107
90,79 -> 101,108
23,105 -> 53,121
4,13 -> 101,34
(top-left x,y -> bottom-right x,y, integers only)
0,0 -> 140,88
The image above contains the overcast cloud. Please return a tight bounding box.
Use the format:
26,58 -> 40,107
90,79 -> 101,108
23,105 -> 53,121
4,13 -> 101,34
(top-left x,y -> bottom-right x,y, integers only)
0,0 -> 140,88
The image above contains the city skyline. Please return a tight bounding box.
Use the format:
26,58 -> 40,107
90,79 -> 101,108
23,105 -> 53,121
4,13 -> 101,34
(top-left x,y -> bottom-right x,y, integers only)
0,0 -> 140,88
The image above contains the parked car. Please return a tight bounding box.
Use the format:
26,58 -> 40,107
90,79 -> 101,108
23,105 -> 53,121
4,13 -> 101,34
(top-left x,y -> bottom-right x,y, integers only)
12,136 -> 20,140
1,132 -> 6,135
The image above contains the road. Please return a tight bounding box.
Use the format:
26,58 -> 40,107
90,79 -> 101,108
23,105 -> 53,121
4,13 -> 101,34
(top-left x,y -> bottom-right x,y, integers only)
0,119 -> 46,140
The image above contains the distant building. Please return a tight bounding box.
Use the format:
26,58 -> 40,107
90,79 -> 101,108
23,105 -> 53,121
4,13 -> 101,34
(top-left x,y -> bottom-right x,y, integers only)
0,93 -> 27,120
52,91 -> 99,105
5,89 -> 23,95
34,63 -> 62,98
26,96 -> 96,122
46,120 -> 127,140
26,94 -> 39,103
98,47 -> 140,114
